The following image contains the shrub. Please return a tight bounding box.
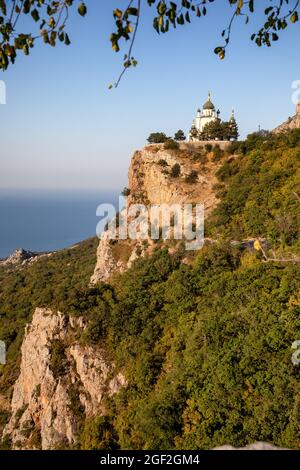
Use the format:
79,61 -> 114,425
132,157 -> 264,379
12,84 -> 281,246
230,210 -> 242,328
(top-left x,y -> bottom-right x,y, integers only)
227,141 -> 240,154
174,129 -> 186,141
185,170 -> 198,183
205,143 -> 212,152
157,159 -> 168,166
170,163 -> 181,178
164,139 -> 179,150
212,144 -> 223,161
79,416 -> 119,450
49,339 -> 68,379
121,187 -> 131,197
147,132 -> 169,144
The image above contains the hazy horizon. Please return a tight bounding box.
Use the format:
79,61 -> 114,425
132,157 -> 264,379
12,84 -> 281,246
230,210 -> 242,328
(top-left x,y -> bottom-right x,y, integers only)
1,2 -> 300,190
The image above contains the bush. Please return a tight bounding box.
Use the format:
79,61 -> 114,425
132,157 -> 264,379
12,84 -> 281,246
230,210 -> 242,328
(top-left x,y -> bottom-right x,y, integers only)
79,417 -> 119,450
164,139 -> 179,150
174,129 -> 186,141
147,132 -> 169,144
49,339 -> 68,379
227,141 -> 241,154
121,187 -> 131,196
212,144 -> 223,161
170,163 -> 181,178
185,170 -> 198,183
157,159 -> 168,166
205,143 -> 212,152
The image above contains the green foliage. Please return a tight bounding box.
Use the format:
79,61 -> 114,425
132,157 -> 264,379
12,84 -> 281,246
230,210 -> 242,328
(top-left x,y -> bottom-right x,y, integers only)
199,119 -> 239,141
1,131 -> 300,451
93,245 -> 300,450
79,416 -> 119,450
147,132 -> 169,144
0,0 -> 87,70
212,144 -> 224,161
174,130 -> 186,141
210,130 -> 300,247
0,1 -> 299,86
164,139 -> 179,150
157,159 -> 168,166
185,170 -> 198,184
0,237 -> 97,398
49,339 -> 68,379
170,163 -> 181,177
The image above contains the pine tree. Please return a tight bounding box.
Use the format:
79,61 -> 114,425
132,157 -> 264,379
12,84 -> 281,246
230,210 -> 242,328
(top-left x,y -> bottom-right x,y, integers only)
229,118 -> 239,140
174,129 -> 186,141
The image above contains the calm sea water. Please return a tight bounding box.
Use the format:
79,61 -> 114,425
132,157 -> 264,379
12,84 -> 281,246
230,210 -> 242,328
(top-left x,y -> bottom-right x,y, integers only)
0,189 -> 120,259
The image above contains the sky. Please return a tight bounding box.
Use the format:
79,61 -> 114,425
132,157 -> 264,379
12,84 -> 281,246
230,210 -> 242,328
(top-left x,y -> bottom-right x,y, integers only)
1,0 -> 300,191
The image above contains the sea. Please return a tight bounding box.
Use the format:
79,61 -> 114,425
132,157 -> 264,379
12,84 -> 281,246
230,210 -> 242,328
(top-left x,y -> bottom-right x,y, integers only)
0,189 -> 120,259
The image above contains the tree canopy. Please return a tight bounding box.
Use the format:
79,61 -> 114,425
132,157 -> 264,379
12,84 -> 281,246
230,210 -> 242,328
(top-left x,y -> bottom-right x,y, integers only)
0,1 -> 299,86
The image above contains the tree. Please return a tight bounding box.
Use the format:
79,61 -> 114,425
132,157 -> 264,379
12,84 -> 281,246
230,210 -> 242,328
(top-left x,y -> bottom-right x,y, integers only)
200,120 -> 224,141
189,125 -> 199,141
147,132 -> 169,144
170,163 -> 181,178
199,119 -> 239,141
185,170 -> 198,183
0,1 -> 299,86
226,116 -> 239,141
174,130 -> 186,141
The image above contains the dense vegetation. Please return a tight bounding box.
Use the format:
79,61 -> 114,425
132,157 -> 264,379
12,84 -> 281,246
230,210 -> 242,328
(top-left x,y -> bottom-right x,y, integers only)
209,130 -> 300,253
0,131 -> 300,449
0,238 -> 98,398
190,117 -> 239,141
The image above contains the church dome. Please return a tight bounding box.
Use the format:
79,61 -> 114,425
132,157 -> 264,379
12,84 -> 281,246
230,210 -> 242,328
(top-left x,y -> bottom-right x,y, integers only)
203,100 -> 215,110
203,92 -> 215,110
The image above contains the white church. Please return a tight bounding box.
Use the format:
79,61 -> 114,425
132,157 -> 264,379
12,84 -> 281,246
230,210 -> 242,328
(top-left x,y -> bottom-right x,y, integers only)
189,92 -> 237,141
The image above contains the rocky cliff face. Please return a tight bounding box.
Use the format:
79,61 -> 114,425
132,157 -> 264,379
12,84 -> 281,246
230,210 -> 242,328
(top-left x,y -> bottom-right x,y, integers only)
273,103 -> 300,134
91,142 -> 229,284
4,308 -> 125,449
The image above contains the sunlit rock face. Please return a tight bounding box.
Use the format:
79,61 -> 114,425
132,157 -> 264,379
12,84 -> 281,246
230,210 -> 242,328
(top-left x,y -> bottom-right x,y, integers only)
4,308 -> 125,449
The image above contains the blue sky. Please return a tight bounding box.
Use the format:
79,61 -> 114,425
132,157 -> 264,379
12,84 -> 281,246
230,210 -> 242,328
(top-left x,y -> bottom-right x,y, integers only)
1,0 -> 300,191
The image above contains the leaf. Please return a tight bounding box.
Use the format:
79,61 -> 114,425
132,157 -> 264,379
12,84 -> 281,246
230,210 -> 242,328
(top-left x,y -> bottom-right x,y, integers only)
78,3 -> 87,17
219,49 -> 225,60
113,8 -> 122,19
64,34 -> 71,46
290,12 -> 298,24
31,9 -> 40,22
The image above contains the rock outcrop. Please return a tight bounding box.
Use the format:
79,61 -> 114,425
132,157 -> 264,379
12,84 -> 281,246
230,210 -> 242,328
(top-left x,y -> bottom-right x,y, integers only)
273,103 -> 300,134
4,308 -> 125,449
91,142 -> 229,284
0,248 -> 37,265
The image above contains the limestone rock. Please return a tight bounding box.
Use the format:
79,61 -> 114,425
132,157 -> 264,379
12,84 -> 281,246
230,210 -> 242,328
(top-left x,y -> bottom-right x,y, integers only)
90,142 -> 227,284
4,308 -> 125,449
0,248 -> 37,265
273,103 -> 300,134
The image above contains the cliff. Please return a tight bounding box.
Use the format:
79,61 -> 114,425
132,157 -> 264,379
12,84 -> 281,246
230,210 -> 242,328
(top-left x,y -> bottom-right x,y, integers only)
91,141 -> 230,284
273,103 -> 300,134
3,308 -> 125,449
1,132 -> 299,450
